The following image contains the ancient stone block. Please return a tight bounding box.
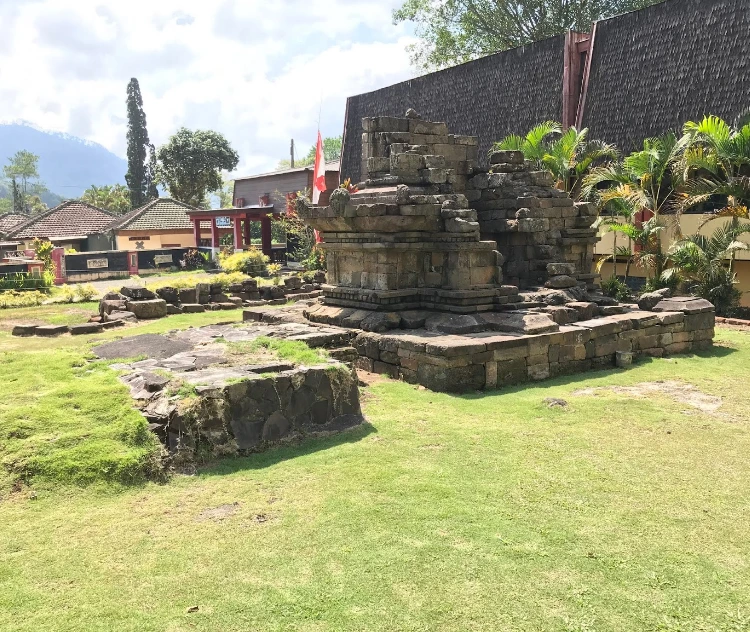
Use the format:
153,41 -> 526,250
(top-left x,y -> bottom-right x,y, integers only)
126,299 -> 168,319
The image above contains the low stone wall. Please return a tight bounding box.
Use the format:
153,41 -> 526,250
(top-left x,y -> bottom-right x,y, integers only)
352,304 -> 715,392
171,365 -> 362,455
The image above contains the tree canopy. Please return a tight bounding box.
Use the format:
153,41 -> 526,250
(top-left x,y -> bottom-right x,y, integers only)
393,0 -> 661,70
156,128 -> 239,208
125,78 -> 158,208
81,184 -> 131,215
276,136 -> 342,171
1,150 -> 49,215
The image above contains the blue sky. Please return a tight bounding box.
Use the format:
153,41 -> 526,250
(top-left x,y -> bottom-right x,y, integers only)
0,0 -> 418,176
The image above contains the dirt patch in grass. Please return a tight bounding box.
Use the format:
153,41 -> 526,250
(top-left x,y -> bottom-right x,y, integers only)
196,502 -> 240,522
573,380 -> 722,413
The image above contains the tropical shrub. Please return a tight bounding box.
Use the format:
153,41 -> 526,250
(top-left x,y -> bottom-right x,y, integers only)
600,275 -> 631,301
664,217 -> 750,315
218,249 -> 269,276
495,122 -> 617,196
32,237 -> 56,273
53,284 -> 98,304
181,249 -> 208,270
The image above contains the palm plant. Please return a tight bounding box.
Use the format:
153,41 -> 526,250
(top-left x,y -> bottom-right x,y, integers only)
665,217 -> 750,315
677,115 -> 750,220
495,122 -> 617,195
583,132 -> 689,282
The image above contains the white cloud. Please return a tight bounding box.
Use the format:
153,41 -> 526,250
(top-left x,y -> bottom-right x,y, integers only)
0,0 -> 417,179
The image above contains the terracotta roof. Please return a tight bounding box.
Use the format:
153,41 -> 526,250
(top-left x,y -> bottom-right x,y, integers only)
0,212 -> 28,237
111,198 -> 198,232
8,201 -> 117,239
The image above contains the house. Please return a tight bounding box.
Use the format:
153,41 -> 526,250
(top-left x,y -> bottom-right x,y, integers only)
7,201 -> 116,252
0,212 -> 27,239
232,161 -> 340,210
112,197 -> 200,250
340,0 -> 748,183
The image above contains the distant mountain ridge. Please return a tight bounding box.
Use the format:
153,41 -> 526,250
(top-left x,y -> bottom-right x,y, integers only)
0,122 -> 127,200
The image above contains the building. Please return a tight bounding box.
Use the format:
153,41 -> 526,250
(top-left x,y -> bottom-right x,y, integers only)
232,161 -> 340,210
112,198 -> 200,250
6,200 -> 116,251
340,0 -> 749,183
0,212 -> 27,239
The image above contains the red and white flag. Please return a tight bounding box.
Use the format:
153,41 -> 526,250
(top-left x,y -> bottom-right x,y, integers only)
312,131 -> 326,204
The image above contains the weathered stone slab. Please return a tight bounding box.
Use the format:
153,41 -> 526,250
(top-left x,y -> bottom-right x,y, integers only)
35,325 -> 69,336
482,312 -> 559,335
70,323 -> 104,335
126,299 -> 168,319
94,334 -> 193,360
11,324 -> 38,336
652,297 -> 714,314
121,285 -> 156,300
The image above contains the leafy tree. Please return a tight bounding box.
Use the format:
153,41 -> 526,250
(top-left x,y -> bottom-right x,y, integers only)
2,150 -> 49,215
81,184 -> 131,214
155,128 -> 239,207
665,217 -> 750,315
125,78 -> 158,208
276,136 -> 342,170
213,177 -> 234,208
394,0 -> 662,70
495,122 -> 617,195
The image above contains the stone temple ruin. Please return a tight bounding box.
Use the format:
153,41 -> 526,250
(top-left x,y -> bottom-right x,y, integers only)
253,111 -> 716,392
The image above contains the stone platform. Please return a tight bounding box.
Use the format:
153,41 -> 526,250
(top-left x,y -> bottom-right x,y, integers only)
243,296 -> 715,393
93,322 -> 363,458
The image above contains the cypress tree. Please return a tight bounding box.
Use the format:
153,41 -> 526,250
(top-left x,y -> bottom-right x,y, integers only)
125,78 -> 156,208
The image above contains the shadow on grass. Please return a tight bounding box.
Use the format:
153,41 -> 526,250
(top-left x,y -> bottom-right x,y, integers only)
195,420 -> 377,478
450,345 -> 738,402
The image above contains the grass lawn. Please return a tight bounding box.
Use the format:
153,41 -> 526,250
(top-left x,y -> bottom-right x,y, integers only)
1,304 -> 749,630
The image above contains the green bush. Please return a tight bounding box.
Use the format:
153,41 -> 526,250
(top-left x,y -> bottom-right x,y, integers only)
600,275 -> 631,301
0,290 -> 48,309
218,249 -> 269,276
52,284 -> 98,304
0,271 -> 54,291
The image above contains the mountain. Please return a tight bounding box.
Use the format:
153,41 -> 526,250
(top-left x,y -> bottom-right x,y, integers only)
0,122 -> 127,200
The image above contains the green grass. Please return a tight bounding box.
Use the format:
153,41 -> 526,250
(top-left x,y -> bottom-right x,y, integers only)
224,336 -> 329,366
0,301 -> 100,329
1,317 -> 750,630
0,306 -> 245,489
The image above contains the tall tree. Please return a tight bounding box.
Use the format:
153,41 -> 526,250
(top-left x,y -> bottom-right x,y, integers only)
155,128 -> 239,208
276,136 -> 342,170
81,184 -> 132,214
125,78 -> 157,208
2,150 -> 48,215
393,0 -> 661,70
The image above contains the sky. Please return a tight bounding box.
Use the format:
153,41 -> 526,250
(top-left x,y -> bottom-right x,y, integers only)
0,0 -> 418,176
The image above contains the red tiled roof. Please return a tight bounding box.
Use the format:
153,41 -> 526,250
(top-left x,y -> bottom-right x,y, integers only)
8,201 -> 117,239
0,212 -> 28,237
110,198 -> 199,232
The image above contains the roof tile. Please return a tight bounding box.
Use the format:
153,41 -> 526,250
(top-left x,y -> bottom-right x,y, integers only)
8,201 -> 117,239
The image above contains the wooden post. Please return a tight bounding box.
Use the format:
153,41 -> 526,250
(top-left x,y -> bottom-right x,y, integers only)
575,23 -> 597,129
243,215 -> 251,246
211,216 -> 219,248
261,215 -> 272,257
232,215 -> 243,251
192,219 -> 201,248
563,31 -> 591,130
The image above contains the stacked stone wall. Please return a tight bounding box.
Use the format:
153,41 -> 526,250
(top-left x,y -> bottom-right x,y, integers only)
466,152 -> 598,289
353,308 -> 714,393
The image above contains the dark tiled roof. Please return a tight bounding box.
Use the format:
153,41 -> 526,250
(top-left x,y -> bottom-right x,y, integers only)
581,0 -> 750,154
8,201 -> 117,239
112,198 -> 198,231
341,35 -> 564,183
0,212 -> 28,237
